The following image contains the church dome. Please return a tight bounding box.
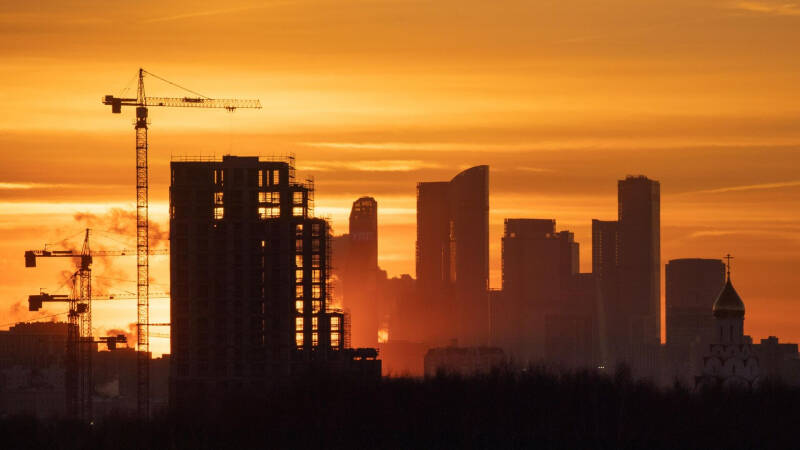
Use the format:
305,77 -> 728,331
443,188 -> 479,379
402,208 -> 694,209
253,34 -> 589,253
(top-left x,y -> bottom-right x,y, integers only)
712,277 -> 745,318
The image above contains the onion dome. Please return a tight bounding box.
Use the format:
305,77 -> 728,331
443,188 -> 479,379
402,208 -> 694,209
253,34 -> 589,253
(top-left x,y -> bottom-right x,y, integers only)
712,276 -> 745,318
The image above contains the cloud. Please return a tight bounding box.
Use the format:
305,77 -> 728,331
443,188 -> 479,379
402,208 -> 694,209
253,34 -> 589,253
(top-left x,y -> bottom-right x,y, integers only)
684,180 -> 800,195
731,1 -> 800,16
142,3 -> 289,24
0,182 -> 70,190
298,160 -> 443,172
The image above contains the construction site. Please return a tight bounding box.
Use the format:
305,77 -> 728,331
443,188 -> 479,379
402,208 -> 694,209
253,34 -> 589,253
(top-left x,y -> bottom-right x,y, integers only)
2,69 -> 380,421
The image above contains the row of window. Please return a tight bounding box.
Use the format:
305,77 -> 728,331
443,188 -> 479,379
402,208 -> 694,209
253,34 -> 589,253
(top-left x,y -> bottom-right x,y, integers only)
294,331 -> 341,349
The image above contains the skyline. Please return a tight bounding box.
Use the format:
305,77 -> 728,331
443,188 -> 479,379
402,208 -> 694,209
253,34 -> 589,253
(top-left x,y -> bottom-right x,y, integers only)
2,0 -> 800,354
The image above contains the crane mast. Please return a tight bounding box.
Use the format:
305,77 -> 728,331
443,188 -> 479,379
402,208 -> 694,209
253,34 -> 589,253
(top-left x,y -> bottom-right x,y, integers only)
134,68 -> 151,420
24,230 -> 169,420
103,69 -> 260,419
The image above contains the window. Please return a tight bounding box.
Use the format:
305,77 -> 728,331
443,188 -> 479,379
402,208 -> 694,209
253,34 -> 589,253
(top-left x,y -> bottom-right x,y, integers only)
312,301 -> 321,313
272,169 -> 281,186
258,192 -> 269,203
271,192 -> 280,203
258,206 -> 268,219
312,332 -> 318,347
295,300 -> 304,313
295,269 -> 304,283
295,332 -> 304,348
312,316 -> 318,331
312,239 -> 320,252
331,316 -> 340,331
312,223 -> 322,236
258,170 -> 264,187
295,239 -> 303,252
295,254 -> 303,268
295,317 -> 304,331
312,269 -> 321,282
268,206 -> 280,217
213,207 -> 224,220
214,192 -> 224,205
295,224 -> 304,237
295,285 -> 304,299
312,254 -> 320,267
214,169 -> 224,185
293,206 -> 304,217
312,285 -> 321,299
261,240 -> 266,249
293,191 -> 304,205
331,332 -> 340,348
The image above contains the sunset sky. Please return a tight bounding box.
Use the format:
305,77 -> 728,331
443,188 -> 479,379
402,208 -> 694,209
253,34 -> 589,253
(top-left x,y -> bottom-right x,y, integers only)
1,0 -> 799,355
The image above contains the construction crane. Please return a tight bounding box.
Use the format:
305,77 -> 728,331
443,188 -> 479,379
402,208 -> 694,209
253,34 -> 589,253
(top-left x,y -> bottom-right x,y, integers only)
24,228 -> 168,420
103,68 -> 261,418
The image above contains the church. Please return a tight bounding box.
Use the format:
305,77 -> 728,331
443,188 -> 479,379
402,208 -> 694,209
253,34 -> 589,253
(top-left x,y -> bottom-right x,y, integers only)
697,264 -> 760,388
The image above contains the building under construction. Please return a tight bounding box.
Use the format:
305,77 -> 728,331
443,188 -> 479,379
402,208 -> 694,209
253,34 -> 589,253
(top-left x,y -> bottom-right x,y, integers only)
169,155 -> 379,405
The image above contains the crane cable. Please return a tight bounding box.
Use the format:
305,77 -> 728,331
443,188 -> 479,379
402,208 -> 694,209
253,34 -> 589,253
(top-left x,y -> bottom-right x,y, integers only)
142,69 -> 211,99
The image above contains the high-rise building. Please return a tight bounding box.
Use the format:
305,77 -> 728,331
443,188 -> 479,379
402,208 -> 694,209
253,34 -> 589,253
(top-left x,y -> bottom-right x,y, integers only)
169,156 -> 377,405
617,175 -> 661,360
499,219 -> 579,363
343,197 -> 380,347
415,181 -> 451,307
665,259 -> 725,349
449,166 -> 490,346
414,166 -> 489,346
592,219 -> 619,365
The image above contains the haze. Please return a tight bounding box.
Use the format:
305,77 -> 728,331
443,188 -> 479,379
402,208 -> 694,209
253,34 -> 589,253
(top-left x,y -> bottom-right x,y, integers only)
1,0 -> 799,355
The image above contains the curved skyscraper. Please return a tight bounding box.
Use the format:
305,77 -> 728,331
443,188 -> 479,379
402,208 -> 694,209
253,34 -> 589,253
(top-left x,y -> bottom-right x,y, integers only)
415,166 -> 489,345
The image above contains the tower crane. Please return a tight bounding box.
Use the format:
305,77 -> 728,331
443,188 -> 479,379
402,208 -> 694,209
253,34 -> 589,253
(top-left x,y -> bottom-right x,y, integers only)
24,228 -> 168,420
103,68 -> 261,418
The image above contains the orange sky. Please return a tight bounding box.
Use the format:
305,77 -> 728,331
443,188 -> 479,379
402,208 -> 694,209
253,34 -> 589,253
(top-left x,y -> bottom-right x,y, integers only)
1,0 -> 799,354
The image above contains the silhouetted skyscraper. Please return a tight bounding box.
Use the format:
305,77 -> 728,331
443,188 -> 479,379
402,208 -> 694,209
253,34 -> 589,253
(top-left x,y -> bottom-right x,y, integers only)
449,166 -> 490,346
618,175 -> 661,359
169,156 -> 376,406
592,219 -> 619,365
415,181 -> 452,343
499,219 -> 579,363
665,258 -> 725,349
344,197 -> 379,347
414,166 -> 489,345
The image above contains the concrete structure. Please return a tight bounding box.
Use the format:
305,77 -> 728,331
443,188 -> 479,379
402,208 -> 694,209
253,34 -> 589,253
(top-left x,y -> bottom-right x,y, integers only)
415,166 -> 489,346
169,156 -> 379,406
617,175 -> 661,369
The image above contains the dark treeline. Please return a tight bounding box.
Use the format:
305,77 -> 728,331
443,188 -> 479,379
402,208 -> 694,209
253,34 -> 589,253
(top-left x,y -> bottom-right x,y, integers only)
1,368 -> 798,449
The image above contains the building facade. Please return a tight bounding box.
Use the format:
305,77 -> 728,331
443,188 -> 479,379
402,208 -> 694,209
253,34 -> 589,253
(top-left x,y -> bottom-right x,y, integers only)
343,197 -> 380,348
414,166 -> 489,346
617,175 -> 661,367
665,259 -> 725,349
591,219 -> 618,366
169,156 -> 376,405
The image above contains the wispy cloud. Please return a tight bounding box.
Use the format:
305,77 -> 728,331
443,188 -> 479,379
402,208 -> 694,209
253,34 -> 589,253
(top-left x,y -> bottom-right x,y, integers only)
302,141 -> 573,153
0,182 -> 67,190
298,160 -> 442,172
142,3 -> 287,24
731,1 -> 800,16
684,180 -> 800,195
